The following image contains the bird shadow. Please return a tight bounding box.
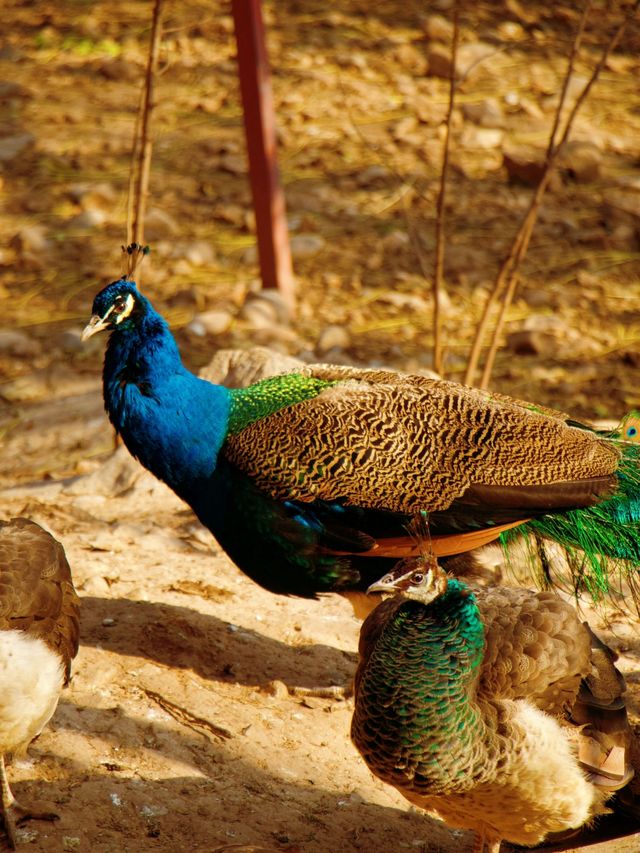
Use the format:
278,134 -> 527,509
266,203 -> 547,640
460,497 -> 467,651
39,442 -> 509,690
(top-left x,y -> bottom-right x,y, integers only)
79,595 -> 357,691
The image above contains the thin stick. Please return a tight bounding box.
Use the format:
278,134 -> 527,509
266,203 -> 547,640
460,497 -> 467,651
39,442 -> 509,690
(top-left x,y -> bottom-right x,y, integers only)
432,0 -> 460,378
131,0 -> 164,246
478,0 -> 637,389
464,0 -> 592,387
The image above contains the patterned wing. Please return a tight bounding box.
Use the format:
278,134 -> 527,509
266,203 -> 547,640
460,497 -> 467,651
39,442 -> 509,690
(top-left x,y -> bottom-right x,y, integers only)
223,374 -> 620,515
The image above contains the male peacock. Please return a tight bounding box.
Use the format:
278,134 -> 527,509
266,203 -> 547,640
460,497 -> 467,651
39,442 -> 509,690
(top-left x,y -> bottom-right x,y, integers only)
351,554 -> 636,852
82,249 -> 640,605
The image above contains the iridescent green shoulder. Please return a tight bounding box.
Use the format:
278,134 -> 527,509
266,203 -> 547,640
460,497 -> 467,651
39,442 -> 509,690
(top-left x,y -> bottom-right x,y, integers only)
227,373 -> 337,435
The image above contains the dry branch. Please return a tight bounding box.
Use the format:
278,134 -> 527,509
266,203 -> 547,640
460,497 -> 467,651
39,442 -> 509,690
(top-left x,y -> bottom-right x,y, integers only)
129,0 -> 164,247
432,0 -> 460,378
465,0 -> 638,389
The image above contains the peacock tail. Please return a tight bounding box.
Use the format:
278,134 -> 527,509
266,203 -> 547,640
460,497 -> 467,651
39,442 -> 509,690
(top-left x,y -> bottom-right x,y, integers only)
507,444 -> 640,603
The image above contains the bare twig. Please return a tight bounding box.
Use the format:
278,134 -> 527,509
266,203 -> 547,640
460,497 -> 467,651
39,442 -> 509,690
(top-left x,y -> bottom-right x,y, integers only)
144,688 -> 233,741
432,1 -> 460,378
477,0 -> 637,389
130,0 -> 164,247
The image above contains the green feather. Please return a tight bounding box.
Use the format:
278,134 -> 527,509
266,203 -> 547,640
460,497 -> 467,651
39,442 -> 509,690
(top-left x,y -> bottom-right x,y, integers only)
227,373 -> 336,434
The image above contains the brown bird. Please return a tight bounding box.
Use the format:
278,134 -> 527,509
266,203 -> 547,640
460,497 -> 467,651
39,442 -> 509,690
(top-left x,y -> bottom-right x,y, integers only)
351,553 -> 636,852
0,518 -> 80,849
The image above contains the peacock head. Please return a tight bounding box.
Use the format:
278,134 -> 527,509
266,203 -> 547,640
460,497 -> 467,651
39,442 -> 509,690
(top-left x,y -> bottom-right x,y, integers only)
82,278 -> 149,340
367,555 -> 449,605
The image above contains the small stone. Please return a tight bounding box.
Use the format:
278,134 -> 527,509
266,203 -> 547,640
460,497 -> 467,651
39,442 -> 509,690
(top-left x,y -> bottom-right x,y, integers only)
68,209 -> 107,229
144,208 -> 178,240
426,43 -> 452,78
290,233 -> 325,260
317,325 -> 351,354
422,13 -> 453,42
0,329 -> 40,357
56,328 -> 85,353
356,164 -> 391,187
240,297 -> 279,329
187,309 -> 233,337
0,133 -> 35,162
98,58 -> 140,81
102,617 -> 116,627
382,230 -> 410,252
502,147 -> 546,186
68,181 -> 118,210
183,240 -> 216,266
460,127 -> 504,149
559,141 -> 602,183
263,680 -> 289,698
9,224 -> 50,255
462,97 -> 505,128
393,43 -> 428,75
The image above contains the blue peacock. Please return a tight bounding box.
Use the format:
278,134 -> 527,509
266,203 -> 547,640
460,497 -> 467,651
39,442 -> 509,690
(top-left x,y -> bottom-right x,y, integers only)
82,247 -> 640,606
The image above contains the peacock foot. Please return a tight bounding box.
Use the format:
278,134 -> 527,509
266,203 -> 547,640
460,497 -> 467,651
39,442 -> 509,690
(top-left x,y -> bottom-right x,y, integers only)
1,800 -> 59,849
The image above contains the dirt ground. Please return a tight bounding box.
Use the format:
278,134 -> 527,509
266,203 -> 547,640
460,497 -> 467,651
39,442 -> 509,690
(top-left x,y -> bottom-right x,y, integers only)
1,1 -> 640,851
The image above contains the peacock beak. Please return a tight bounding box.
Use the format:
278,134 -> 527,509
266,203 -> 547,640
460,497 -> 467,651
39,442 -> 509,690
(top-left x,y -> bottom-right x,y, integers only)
81,314 -> 111,341
367,576 -> 398,595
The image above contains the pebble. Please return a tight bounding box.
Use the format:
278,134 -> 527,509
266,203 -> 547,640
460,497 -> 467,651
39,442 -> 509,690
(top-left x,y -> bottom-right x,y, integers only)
68,208 -> 107,229
0,329 -> 40,357
316,325 -> 351,354
144,208 -> 178,240
187,309 -> 233,337
290,233 -> 325,260
183,240 -> 216,266
460,127 -> 504,150
462,97 -> 505,128
421,13 -> 453,42
560,141 -> 602,183
0,132 -> 34,162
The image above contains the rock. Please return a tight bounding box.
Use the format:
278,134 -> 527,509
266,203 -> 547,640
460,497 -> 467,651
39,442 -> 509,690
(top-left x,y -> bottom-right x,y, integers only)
356,164 -> 391,187
316,325 -> 351,354
290,233 -> 325,260
426,43 -> 453,78
144,208 -> 178,240
68,208 -> 107,229
393,43 -> 428,75
64,446 -> 143,498
502,147 -> 546,186
183,240 -> 216,266
506,315 -> 599,359
382,230 -> 410,252
0,132 -> 35,162
462,97 -> 505,128
9,224 -> 51,255
460,127 -> 504,149
0,329 -> 40,358
199,346 -> 304,387
98,58 -> 140,81
68,181 -> 118,209
559,141 -> 602,183
56,328 -> 86,353
187,309 -> 233,337
421,13 -> 453,42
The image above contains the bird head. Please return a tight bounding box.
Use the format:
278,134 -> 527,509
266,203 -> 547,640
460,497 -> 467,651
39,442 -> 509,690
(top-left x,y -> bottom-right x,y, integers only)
82,278 -> 146,341
367,554 -> 448,605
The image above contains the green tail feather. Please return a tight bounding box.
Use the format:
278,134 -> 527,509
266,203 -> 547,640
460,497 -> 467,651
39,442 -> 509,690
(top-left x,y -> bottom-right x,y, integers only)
502,445 -> 640,605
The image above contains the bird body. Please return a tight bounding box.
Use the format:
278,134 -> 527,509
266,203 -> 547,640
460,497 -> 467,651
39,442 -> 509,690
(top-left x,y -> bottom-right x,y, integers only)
0,518 -> 80,848
83,275 -> 640,601
351,559 -> 633,850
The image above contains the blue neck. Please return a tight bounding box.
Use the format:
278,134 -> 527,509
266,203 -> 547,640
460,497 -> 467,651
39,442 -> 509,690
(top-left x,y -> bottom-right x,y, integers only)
102,302 -> 231,491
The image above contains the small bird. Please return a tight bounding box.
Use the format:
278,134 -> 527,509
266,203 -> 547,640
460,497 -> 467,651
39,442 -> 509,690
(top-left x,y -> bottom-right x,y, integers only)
0,518 -> 80,849
351,554 -> 636,852
82,248 -> 640,606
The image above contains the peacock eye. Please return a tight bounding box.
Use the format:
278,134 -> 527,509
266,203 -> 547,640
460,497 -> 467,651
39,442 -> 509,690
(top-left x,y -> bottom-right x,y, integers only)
627,426 -> 637,438
412,573 -> 424,585
113,298 -> 126,313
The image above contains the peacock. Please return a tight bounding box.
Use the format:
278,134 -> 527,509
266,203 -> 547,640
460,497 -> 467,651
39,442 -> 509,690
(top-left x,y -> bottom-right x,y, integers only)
351,551 -> 637,851
0,518 -> 80,849
81,246 -> 640,608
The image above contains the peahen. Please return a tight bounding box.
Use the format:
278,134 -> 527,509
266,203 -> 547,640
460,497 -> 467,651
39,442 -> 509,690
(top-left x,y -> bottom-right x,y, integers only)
351,553 -> 637,852
0,518 -> 80,849
82,248 -> 640,607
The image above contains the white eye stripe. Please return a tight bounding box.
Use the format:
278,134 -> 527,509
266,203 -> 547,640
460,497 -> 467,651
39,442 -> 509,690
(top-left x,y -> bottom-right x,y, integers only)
113,293 -> 135,323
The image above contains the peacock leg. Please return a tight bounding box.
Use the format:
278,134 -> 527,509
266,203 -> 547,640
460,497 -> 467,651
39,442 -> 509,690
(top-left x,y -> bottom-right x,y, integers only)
472,829 -> 501,853
0,755 -> 59,849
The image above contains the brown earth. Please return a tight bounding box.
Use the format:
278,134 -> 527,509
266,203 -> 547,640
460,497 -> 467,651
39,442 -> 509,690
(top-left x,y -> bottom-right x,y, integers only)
1,1 -> 640,852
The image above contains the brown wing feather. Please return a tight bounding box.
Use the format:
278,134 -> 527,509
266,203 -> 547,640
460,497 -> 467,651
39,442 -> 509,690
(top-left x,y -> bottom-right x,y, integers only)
224,374 -> 620,513
0,518 -> 80,680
